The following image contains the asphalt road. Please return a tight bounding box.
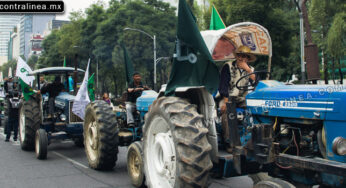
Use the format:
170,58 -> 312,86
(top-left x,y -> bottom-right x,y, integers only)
0,127 -> 253,188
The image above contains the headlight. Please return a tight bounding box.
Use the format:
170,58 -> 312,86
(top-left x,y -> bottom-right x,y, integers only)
60,114 -> 67,121
332,137 -> 346,156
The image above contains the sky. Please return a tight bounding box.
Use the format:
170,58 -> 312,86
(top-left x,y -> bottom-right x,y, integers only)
56,0 -> 179,21
56,0 -> 97,20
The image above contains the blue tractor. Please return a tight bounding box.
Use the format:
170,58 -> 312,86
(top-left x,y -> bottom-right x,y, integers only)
19,67 -> 85,159
83,89 -> 158,178
83,22 -> 345,188
138,22 -> 346,188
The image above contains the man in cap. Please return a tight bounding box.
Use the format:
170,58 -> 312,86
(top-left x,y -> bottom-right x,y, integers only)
218,45 -> 257,152
126,72 -> 149,126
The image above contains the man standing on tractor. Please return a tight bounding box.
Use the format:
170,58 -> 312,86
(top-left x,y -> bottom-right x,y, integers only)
41,76 -> 65,118
38,75 -> 47,89
126,72 -> 149,126
218,45 -> 257,152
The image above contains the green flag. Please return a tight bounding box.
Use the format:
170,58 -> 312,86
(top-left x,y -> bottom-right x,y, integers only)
164,0 -> 220,96
210,5 -> 226,30
19,78 -> 35,101
88,73 -> 95,101
122,45 -> 134,84
63,56 -> 66,67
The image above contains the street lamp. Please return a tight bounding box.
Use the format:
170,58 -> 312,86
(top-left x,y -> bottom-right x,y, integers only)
156,57 -> 170,65
123,27 -> 157,90
73,46 -> 80,94
294,0 -> 306,84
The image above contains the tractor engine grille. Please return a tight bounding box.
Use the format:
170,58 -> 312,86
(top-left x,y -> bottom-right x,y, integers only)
69,101 -> 83,123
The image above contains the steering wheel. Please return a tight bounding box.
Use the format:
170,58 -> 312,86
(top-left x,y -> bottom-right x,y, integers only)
235,71 -> 271,91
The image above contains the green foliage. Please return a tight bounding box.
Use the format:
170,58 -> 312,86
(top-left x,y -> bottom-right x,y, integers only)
209,0 -> 300,81
309,0 -> 346,82
27,55 -> 38,70
0,59 -> 17,77
38,0 -> 177,95
327,12 -> 346,58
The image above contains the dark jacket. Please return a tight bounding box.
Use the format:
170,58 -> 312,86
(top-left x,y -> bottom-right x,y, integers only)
41,82 -> 64,98
127,82 -> 144,103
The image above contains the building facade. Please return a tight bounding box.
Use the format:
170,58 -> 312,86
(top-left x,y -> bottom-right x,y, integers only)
0,15 -> 21,65
19,14 -> 55,59
43,19 -> 70,36
28,33 -> 44,57
8,24 -> 20,61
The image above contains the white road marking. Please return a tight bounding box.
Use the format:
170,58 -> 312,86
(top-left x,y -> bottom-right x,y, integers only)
0,127 -> 6,138
52,151 -> 89,169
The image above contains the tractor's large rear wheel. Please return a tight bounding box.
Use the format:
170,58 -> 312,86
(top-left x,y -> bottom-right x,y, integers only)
19,98 -> 40,151
143,97 -> 213,188
84,100 -> 119,170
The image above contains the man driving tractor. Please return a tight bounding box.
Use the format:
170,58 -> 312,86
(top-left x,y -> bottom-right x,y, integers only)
126,72 -> 149,126
218,45 -> 257,152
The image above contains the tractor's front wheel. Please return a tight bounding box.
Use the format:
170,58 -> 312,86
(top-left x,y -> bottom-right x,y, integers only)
254,178 -> 295,188
250,172 -> 270,184
35,129 -> 48,160
143,97 -> 213,188
84,100 -> 119,170
127,141 -> 145,188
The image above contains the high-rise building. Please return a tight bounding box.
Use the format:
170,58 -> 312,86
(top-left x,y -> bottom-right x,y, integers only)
0,15 -> 21,65
8,23 -> 20,61
19,14 -> 55,59
43,19 -> 70,36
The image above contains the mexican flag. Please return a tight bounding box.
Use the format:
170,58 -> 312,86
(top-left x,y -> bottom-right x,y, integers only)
16,57 -> 35,101
88,73 -> 95,101
164,0 -> 220,96
72,59 -> 90,120
209,5 -> 226,30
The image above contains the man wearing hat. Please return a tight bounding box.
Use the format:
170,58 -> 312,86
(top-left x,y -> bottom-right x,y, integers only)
126,72 -> 149,126
218,45 -> 257,152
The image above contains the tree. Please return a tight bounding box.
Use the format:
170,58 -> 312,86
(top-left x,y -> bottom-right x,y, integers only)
27,55 -> 38,70
309,0 -> 345,83
0,59 -> 17,78
208,0 -> 300,81
39,30 -> 62,67
327,12 -> 346,84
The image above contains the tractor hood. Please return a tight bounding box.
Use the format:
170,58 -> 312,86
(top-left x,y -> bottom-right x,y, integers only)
55,92 -> 76,109
56,92 -> 76,102
246,80 -> 346,121
136,90 -> 158,112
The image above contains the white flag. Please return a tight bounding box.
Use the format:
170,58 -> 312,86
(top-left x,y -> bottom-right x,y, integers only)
8,67 -> 12,78
16,57 -> 35,86
72,59 -> 91,120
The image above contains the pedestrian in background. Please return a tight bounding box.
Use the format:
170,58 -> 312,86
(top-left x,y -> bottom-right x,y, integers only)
103,92 -> 111,105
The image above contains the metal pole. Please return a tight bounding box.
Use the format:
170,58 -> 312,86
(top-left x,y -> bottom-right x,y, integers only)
300,12 -> 306,84
74,54 -> 78,94
153,35 -> 157,91
96,57 -> 99,96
